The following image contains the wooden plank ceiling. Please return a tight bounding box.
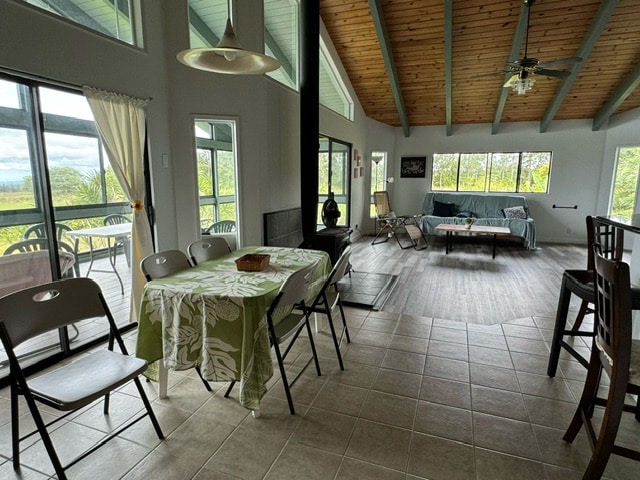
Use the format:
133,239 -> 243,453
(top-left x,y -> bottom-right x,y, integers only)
319,0 -> 640,135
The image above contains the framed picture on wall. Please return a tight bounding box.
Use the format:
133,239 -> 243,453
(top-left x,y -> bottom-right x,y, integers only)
400,156 -> 426,178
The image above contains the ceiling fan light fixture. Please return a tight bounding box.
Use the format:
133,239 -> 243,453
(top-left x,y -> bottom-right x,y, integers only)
176,16 -> 280,75
513,76 -> 535,95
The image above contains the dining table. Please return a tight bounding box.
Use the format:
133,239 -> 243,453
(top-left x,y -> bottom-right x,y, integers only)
67,223 -> 132,294
135,245 -> 331,411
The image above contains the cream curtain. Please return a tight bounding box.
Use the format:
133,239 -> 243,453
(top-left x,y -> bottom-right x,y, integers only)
83,86 -> 153,323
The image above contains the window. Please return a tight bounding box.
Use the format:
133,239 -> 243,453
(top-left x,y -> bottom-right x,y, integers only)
0,77 -> 128,252
188,0 -> 227,49
265,0 -> 299,90
319,38 -> 353,120
610,146 -> 640,220
370,151 -> 387,216
22,0 -> 142,47
195,119 -> 237,230
0,74 -> 134,377
318,136 -> 350,227
432,152 -> 551,193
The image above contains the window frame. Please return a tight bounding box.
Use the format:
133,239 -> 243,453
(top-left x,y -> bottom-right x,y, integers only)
194,118 -> 239,232
431,151 -> 552,194
20,0 -> 144,47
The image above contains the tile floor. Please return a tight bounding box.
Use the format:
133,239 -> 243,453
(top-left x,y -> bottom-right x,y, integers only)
1,306 -> 639,479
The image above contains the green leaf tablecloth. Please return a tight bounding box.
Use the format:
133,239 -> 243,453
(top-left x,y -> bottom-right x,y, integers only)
135,246 -> 331,410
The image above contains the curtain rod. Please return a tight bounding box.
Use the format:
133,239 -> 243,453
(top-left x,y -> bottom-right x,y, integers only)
0,67 -> 152,101
0,67 -> 83,92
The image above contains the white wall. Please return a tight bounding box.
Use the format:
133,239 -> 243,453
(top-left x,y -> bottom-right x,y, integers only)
385,120 -> 612,244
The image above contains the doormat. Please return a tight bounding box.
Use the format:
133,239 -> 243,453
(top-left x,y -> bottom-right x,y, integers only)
338,272 -> 398,311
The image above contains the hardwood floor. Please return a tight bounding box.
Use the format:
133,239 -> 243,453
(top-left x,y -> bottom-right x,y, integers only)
348,233 -> 588,325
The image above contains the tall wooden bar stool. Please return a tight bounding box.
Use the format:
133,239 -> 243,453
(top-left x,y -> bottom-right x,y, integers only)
562,247 -> 640,479
547,216 -> 632,376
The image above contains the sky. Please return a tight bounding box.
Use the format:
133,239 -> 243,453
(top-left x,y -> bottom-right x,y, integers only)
0,80 -> 100,184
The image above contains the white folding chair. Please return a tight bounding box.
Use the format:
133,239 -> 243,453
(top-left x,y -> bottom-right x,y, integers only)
188,237 -> 232,265
0,278 -> 164,480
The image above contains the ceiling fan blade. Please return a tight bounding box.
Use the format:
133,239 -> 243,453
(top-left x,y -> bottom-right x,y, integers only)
538,56 -> 582,68
503,74 -> 519,88
471,71 -> 510,79
534,68 -> 571,78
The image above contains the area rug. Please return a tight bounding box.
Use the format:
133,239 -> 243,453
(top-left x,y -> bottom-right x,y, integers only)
338,272 -> 399,311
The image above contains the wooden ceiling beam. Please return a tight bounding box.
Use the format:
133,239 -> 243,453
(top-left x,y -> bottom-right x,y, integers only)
445,0 -> 453,136
368,0 -> 410,137
540,0 -> 619,133
593,61 -> 640,130
491,2 -> 529,135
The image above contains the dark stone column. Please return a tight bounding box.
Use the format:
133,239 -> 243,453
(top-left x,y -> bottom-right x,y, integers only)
300,0 -> 319,243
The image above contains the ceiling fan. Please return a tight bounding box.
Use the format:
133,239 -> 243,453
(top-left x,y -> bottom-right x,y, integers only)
504,0 -> 582,94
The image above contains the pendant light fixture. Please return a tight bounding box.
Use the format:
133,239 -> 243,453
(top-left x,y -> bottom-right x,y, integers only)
176,0 -> 280,75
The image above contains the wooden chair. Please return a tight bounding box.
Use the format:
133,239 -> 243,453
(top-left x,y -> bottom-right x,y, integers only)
103,214 -> 131,267
140,249 -> 212,391
547,216 -> 640,376
307,245 -> 352,370
562,247 -> 640,479
225,263 -> 322,414
188,237 -> 231,265
0,278 -> 164,480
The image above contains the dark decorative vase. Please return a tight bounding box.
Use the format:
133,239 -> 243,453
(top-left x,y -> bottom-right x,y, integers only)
321,192 -> 341,228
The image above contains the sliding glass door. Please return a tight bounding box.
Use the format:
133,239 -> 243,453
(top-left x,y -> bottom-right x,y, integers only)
0,74 -> 130,376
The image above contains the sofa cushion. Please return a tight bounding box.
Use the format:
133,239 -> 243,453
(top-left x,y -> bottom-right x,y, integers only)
433,200 -> 455,217
456,210 -> 475,218
503,205 -> 527,219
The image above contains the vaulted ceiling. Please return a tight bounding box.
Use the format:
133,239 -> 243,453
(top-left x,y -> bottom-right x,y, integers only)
319,0 -> 640,135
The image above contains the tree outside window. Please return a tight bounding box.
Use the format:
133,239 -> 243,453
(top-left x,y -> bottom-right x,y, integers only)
432,151 -> 551,193
611,146 -> 640,220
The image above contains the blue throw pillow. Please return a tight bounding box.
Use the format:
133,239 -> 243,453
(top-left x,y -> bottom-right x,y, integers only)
433,200 -> 455,217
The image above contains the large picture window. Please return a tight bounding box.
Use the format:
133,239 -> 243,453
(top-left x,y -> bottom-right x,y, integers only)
432,152 -> 551,193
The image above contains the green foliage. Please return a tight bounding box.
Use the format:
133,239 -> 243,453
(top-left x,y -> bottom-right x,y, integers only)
197,147 -> 236,224
0,165 -> 128,251
432,152 -> 551,193
611,146 -> 640,219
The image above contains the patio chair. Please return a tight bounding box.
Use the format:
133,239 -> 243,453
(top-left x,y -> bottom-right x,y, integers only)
307,245 -> 352,370
0,277 -> 164,480
103,214 -> 131,267
4,238 -> 77,279
23,222 -> 80,276
205,220 -> 236,234
372,191 -> 423,249
188,237 -> 232,265
140,249 -> 212,391
562,247 -> 640,479
225,262 -> 322,414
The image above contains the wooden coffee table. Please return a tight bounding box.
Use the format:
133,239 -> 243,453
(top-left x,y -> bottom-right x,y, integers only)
435,224 -> 511,258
